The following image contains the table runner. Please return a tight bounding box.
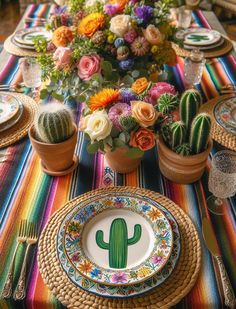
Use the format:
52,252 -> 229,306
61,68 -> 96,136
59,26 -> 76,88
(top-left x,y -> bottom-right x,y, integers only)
0,5 -> 235,308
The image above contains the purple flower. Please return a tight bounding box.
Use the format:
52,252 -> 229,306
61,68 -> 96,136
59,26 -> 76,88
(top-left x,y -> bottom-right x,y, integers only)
152,255 -> 163,264
108,103 -> 131,129
119,59 -> 134,71
124,29 -> 137,44
53,5 -> 67,14
134,5 -> 153,24
119,88 -> 137,103
104,4 -> 120,16
111,273 -> 128,283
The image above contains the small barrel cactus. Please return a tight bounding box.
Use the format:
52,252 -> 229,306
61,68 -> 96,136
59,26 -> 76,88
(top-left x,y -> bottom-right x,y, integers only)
34,103 -> 74,144
96,218 -> 142,269
170,121 -> 186,149
175,143 -> 191,156
161,123 -> 172,147
158,93 -> 179,115
180,89 -> 202,131
190,113 -> 211,154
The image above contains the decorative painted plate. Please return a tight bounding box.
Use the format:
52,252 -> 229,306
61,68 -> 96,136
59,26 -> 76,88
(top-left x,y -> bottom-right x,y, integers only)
57,193 -> 174,287
184,37 -> 224,51
0,93 -> 20,125
0,99 -> 23,132
14,27 -> 52,46
176,28 -> 221,46
57,193 -> 181,298
214,96 -> 236,135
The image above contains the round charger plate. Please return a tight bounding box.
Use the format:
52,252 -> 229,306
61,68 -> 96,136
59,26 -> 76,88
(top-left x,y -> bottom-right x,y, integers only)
176,28 -> 221,46
57,192 -> 180,298
38,187 -> 201,308
58,193 -> 173,287
213,96 -> 236,135
0,93 -> 20,125
184,37 -> 224,50
14,27 -> 52,46
0,101 -> 23,132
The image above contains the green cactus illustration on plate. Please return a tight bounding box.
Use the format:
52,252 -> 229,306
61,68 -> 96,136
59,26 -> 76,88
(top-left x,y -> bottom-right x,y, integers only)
96,218 -> 142,269
188,34 -> 210,42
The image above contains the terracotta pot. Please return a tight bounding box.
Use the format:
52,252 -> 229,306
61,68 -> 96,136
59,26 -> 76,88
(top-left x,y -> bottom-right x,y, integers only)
29,124 -> 78,173
104,147 -> 143,174
158,136 -> 213,184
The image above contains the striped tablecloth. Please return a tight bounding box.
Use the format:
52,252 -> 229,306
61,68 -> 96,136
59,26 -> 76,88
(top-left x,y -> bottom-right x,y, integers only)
0,5 -> 235,308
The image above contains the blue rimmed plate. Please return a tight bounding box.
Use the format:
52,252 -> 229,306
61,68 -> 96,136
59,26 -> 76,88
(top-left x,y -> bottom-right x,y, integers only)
214,96 -> 236,135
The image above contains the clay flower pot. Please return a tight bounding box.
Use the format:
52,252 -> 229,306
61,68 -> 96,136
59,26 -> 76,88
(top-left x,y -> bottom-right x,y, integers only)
104,147 -> 143,174
29,124 -> 78,175
158,136 -> 213,184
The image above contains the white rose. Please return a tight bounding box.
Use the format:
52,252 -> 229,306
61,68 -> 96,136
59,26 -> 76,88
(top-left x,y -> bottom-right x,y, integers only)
85,0 -> 107,7
84,110 -> 112,143
110,15 -> 130,37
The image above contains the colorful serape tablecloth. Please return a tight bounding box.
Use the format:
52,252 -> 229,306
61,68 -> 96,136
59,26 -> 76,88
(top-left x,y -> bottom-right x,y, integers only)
0,5 -> 236,309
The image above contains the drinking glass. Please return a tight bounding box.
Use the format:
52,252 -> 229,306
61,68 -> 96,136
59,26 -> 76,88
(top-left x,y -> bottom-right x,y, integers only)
177,7 -> 192,29
19,57 -> 41,97
207,150 -> 236,215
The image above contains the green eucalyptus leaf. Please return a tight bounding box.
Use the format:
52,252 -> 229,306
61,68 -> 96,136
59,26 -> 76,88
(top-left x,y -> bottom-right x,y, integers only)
119,132 -> 130,143
125,147 -> 144,158
110,127 -> 120,138
51,92 -> 64,101
87,142 -> 99,154
113,138 -> 127,148
40,89 -> 49,100
78,95 -> 87,102
82,107 -> 91,116
104,136 -> 113,147
123,75 -> 134,87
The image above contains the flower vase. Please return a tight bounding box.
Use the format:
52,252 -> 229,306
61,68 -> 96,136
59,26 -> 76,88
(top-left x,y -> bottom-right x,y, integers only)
104,147 -> 143,174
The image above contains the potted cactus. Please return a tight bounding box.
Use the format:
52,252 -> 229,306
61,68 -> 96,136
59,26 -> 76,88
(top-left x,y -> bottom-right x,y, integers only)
158,89 -> 212,184
29,103 -> 78,176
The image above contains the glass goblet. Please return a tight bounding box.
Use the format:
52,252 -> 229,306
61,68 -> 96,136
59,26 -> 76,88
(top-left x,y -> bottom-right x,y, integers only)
207,150 -> 236,215
177,7 -> 192,29
19,57 -> 41,97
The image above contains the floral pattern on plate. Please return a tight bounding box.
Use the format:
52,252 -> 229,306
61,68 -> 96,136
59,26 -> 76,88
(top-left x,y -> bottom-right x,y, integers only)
57,193 -> 180,297
57,193 -> 174,286
0,93 -> 20,125
214,96 -> 236,135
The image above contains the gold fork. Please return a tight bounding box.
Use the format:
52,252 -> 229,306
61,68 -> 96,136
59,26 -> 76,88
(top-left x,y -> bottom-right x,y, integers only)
2,220 -> 28,298
13,222 -> 38,300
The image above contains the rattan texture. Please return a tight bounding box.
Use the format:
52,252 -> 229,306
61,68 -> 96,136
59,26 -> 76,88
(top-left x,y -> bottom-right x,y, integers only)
200,95 -> 236,151
0,92 -> 38,149
4,35 -> 41,57
38,186 -> 201,309
172,36 -> 233,58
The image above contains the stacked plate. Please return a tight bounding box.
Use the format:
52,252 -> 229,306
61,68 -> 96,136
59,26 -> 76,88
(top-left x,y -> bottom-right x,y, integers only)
0,93 -> 24,132
11,27 -> 52,50
176,28 -> 224,51
214,96 -> 236,135
56,192 -> 181,298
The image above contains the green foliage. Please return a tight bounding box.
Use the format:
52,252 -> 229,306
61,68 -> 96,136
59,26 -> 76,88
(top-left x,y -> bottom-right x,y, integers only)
33,36 -> 48,53
69,0 -> 85,13
153,0 -> 175,25
190,113 -> 211,154
158,93 -> 179,114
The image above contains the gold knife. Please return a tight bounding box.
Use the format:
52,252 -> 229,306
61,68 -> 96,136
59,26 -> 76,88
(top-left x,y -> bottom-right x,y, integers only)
202,217 -> 236,308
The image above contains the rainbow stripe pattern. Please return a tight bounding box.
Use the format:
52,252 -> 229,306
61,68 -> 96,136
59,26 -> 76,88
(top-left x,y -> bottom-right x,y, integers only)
0,5 -> 235,308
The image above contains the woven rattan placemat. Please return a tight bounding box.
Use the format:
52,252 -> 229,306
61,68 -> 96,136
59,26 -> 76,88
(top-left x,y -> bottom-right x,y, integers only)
200,95 -> 236,151
4,35 -> 40,57
0,92 -> 38,149
172,37 -> 233,58
38,186 -> 201,309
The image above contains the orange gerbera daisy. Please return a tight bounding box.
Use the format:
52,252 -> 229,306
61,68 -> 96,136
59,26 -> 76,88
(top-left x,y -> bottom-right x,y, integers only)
78,13 -> 105,37
89,88 -> 119,111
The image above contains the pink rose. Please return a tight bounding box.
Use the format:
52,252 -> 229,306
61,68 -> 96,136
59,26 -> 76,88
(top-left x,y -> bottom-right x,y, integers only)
77,55 -> 101,81
145,82 -> 176,105
53,47 -> 72,69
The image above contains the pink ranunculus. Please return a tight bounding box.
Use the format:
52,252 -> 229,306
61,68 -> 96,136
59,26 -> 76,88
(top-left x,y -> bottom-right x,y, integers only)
77,55 -> 101,81
145,82 -> 176,105
53,47 -> 72,69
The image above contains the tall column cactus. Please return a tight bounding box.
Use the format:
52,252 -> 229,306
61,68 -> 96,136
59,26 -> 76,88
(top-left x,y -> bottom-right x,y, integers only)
34,103 -> 74,143
96,218 -> 142,269
180,89 -> 202,132
190,113 -> 211,154
170,121 -> 186,150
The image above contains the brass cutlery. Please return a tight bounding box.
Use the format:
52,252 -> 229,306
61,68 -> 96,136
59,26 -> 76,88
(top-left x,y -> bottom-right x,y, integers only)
220,84 -> 236,94
13,222 -> 38,300
1,220 -> 28,298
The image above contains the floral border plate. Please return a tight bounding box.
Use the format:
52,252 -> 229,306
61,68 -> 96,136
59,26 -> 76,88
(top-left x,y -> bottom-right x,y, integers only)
14,27 -> 52,46
0,93 -> 20,125
214,96 -> 236,135
176,28 -> 221,46
0,99 -> 23,132
184,37 -> 224,50
57,193 -> 174,287
57,193 -> 181,298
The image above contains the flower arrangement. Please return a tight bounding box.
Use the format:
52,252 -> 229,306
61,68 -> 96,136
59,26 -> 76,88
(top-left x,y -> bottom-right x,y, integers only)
34,0 -> 177,102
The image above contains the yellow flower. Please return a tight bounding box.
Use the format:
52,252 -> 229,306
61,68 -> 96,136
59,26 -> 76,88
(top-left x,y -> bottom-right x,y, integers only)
131,78 -> 149,95
107,35 -> 115,44
78,13 -> 105,37
137,267 -> 151,278
148,209 -> 162,221
89,88 -> 119,111
78,260 -> 92,273
151,45 -> 158,54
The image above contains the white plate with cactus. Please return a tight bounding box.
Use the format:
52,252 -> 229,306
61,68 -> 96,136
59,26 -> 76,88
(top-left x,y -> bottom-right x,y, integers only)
57,192 -> 174,287
14,27 -> 52,46
176,28 -> 221,46
214,96 -> 236,135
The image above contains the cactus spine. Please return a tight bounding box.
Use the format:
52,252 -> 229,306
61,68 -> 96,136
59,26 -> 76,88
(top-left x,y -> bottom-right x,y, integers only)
34,103 -> 74,144
180,89 -> 202,132
96,218 -> 142,269
190,113 -> 211,154
175,143 -> 191,156
158,93 -> 179,115
170,121 -> 186,149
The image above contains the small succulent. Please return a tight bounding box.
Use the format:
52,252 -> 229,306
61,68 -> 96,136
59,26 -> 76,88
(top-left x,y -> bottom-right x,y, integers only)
119,116 -> 137,131
158,93 -> 179,115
